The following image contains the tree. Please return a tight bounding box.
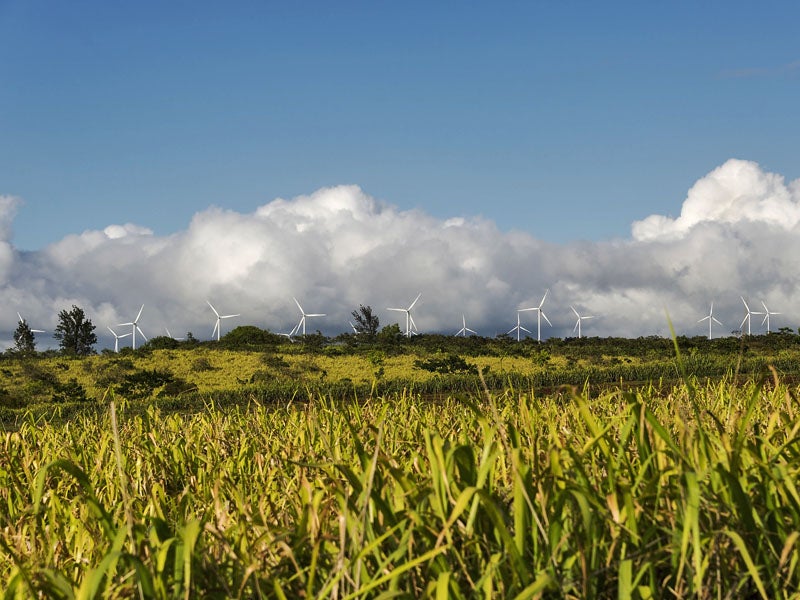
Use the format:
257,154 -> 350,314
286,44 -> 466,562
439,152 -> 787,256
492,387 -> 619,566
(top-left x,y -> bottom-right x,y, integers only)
351,304 -> 380,336
13,319 -> 36,354
53,305 -> 97,356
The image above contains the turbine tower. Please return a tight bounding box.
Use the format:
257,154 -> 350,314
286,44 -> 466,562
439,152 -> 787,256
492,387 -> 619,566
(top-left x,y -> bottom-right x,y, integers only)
455,314 -> 477,337
740,297 -> 764,336
570,306 -> 594,339
107,326 -> 131,353
698,302 -> 723,340
760,301 -> 781,333
507,312 -> 532,342
118,305 -> 147,350
17,312 -> 45,334
518,289 -> 552,342
387,293 -> 421,338
207,301 -> 240,341
292,297 -> 325,336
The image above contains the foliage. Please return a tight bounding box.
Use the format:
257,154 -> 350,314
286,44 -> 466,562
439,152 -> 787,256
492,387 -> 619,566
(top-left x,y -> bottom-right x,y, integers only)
219,325 -> 285,349
51,378 -> 89,403
351,304 -> 380,336
2,378 -> 800,596
53,305 -> 97,356
117,368 -> 180,400
12,319 -> 36,354
145,335 -> 181,350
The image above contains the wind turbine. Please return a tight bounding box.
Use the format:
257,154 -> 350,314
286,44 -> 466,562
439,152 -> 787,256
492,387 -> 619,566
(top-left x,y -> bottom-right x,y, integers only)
507,312 -> 532,341
118,305 -> 147,350
570,306 -> 594,339
387,293 -> 421,338
17,312 -> 45,334
518,289 -> 552,342
207,301 -> 240,341
698,302 -> 723,340
740,297 -> 764,336
760,301 -> 781,333
455,314 -> 477,337
107,326 -> 131,353
292,297 -> 325,336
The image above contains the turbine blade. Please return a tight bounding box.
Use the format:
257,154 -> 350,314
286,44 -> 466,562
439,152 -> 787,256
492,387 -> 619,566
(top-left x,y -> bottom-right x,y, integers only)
408,292 -> 422,310
539,289 -> 549,308
741,296 -> 750,311
135,304 -> 144,323
207,301 -> 219,317
571,306 -> 579,318
221,314 -> 240,319
541,311 -> 552,327
712,317 -> 723,325
137,326 -> 147,342
306,313 -> 325,317
212,321 -> 219,338
293,297 -> 304,313
573,320 -> 580,332
17,312 -> 23,322
520,326 -> 531,334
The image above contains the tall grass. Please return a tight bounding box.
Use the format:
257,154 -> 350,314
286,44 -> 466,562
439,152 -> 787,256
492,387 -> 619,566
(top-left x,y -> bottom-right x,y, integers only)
2,377 -> 800,597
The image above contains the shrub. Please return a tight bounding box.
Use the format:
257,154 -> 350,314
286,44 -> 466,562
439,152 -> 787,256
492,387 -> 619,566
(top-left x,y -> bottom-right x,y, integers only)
191,357 -> 215,372
413,354 -> 478,375
52,378 -> 89,403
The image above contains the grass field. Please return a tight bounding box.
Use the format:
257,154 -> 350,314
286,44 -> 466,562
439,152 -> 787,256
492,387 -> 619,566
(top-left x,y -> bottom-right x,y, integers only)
2,366 -> 800,597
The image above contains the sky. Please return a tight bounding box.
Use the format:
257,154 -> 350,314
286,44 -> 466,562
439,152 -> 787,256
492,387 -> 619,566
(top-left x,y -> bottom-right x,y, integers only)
1,1 -> 799,348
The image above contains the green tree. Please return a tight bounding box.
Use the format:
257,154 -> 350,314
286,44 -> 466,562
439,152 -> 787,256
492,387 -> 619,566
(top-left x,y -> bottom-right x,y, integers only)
351,305 -> 380,336
13,319 -> 36,354
53,305 -> 97,356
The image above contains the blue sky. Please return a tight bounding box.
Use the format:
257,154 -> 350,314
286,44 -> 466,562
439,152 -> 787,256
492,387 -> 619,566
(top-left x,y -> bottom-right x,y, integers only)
1,2 -> 800,346
2,1 -> 798,250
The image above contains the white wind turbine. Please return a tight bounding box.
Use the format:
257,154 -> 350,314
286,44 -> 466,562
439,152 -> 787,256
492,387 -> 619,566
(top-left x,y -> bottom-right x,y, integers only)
107,326 -> 131,353
207,301 -> 240,341
507,312 -> 532,341
455,314 -> 477,337
292,297 -> 325,336
118,305 -> 147,350
518,289 -> 552,342
570,306 -> 594,339
17,312 -> 45,334
760,301 -> 781,333
698,302 -> 723,340
387,293 -> 421,338
740,297 -> 764,336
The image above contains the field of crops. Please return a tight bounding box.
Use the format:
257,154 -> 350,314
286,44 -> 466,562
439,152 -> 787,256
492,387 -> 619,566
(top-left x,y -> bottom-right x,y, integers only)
3,364 -> 800,597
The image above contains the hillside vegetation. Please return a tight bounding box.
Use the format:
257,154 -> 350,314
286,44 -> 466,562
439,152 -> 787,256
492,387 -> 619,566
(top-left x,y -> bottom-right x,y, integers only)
2,327 -> 800,422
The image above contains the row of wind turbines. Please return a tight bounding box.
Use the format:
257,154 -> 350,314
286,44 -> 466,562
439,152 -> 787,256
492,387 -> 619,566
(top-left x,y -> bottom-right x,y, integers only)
15,292 -> 783,352
700,297 -> 781,340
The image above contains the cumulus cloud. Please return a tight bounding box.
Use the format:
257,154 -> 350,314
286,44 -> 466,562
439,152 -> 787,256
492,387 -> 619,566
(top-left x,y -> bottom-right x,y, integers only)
1,159 -> 799,350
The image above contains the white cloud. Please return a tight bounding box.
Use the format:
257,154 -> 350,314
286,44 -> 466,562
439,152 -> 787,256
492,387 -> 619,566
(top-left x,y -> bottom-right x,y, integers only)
632,159 -> 800,241
1,160 -> 800,350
